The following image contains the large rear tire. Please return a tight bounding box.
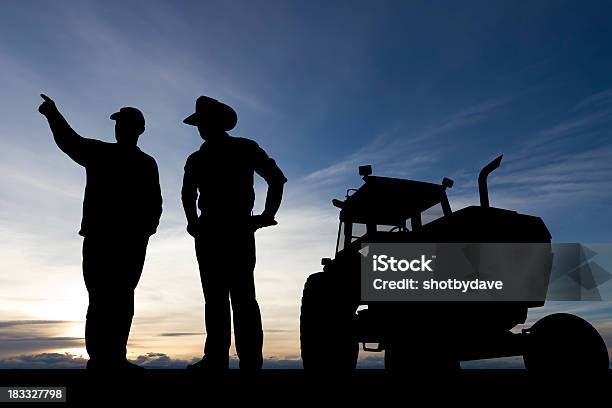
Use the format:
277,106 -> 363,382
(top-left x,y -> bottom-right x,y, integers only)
300,272 -> 359,370
524,313 -> 609,372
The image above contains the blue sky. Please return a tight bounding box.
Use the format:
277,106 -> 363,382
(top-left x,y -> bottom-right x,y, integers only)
1,0 -> 612,368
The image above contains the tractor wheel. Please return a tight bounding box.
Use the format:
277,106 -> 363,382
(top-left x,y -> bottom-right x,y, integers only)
524,313 -> 609,372
300,272 -> 359,370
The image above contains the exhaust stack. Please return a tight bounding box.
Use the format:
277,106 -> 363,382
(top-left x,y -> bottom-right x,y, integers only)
478,155 -> 503,208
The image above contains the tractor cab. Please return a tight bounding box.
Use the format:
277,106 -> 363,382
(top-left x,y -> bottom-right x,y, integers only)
332,165 -> 454,254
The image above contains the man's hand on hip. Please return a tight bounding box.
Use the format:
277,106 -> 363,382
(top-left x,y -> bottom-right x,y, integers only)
251,214 -> 277,231
187,222 -> 200,237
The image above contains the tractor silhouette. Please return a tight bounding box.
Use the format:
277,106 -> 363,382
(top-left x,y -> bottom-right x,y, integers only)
300,155 -> 609,371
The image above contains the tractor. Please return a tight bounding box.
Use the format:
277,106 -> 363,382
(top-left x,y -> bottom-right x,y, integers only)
300,155 -> 609,371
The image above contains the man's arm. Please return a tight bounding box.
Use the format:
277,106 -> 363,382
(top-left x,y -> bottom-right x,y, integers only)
253,142 -> 287,228
147,159 -> 163,235
261,182 -> 284,219
181,157 -> 199,237
38,94 -> 92,166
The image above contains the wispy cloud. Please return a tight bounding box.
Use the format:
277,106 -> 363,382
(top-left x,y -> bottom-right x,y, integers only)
0,353 -> 87,369
487,146 -> 612,208
158,332 -> 203,337
0,351 -> 386,369
0,320 -> 75,329
574,88 -> 612,112
525,109 -> 612,151
304,93 -> 517,188
429,94 -> 516,136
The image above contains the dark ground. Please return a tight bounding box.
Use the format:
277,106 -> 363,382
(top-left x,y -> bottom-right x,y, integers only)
0,369 -> 610,405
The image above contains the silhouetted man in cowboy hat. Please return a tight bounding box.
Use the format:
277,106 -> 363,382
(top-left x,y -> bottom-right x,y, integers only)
38,94 -> 162,369
182,96 -> 286,370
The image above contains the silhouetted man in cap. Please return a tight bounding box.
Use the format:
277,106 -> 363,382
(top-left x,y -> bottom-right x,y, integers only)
182,96 -> 286,370
38,94 -> 162,369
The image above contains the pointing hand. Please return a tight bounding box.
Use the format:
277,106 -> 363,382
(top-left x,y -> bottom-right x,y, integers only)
38,94 -> 58,117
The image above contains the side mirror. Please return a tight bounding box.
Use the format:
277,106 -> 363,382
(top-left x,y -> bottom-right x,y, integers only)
321,258 -> 332,266
332,199 -> 345,209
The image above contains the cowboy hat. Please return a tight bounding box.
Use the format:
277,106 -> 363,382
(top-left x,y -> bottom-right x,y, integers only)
183,96 -> 237,131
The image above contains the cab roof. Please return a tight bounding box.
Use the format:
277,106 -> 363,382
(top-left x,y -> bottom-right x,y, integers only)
339,175 -> 446,225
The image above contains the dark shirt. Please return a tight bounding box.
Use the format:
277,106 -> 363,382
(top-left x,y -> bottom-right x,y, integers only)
182,136 -> 287,219
49,114 -> 162,237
